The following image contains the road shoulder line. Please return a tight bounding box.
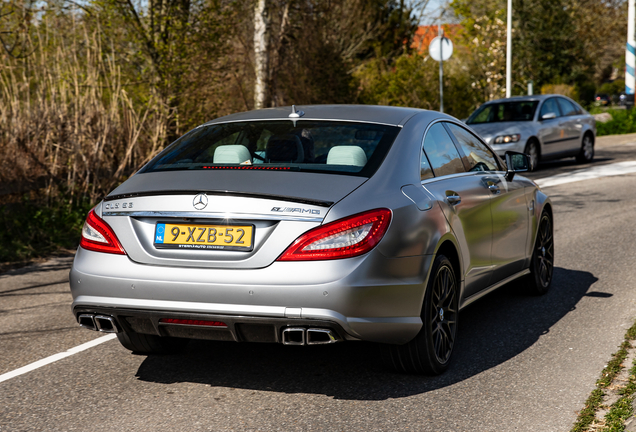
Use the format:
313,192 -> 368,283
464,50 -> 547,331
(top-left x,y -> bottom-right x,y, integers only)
0,334 -> 116,384
536,161 -> 636,188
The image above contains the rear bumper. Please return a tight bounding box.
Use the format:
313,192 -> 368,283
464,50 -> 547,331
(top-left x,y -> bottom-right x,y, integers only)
70,247 -> 432,344
73,306 -> 350,344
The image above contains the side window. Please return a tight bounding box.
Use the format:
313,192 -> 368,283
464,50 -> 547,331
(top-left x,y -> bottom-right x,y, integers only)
422,123 -> 466,177
557,98 -> 577,116
573,102 -> 584,115
446,123 -> 499,172
539,98 -> 561,119
420,150 -> 434,180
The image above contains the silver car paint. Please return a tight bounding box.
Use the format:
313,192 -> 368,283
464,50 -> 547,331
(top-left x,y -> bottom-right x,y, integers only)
102,195 -> 327,269
468,94 -> 596,160
70,105 -> 551,345
108,170 -> 368,205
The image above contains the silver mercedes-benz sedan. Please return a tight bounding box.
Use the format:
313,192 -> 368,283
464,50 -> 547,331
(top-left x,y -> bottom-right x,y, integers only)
70,105 -> 553,375
466,95 -> 596,170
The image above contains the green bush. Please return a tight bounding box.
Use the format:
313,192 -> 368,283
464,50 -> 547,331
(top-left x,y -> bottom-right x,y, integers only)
0,195 -> 93,263
592,108 -> 636,136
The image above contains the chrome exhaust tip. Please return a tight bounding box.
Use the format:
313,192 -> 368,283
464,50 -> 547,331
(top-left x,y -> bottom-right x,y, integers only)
94,315 -> 120,333
282,328 -> 305,345
306,328 -> 339,345
78,314 -> 97,331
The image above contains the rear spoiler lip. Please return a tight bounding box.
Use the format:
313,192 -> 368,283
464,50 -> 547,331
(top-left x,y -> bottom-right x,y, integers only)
104,190 -> 334,208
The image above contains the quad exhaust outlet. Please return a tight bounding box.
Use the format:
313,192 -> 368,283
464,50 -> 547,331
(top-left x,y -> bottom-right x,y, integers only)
281,327 -> 339,345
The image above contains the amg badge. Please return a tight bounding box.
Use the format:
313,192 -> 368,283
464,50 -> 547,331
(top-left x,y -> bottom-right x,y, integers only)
271,207 -> 320,215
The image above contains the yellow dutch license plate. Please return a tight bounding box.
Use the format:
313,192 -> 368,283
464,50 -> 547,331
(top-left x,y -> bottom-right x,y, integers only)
154,223 -> 254,251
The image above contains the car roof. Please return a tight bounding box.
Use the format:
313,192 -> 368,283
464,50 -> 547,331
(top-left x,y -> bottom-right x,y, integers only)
204,104 -> 428,127
481,94 -> 578,104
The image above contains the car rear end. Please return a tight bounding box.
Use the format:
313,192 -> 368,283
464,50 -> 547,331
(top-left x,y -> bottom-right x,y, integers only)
70,109 -> 429,347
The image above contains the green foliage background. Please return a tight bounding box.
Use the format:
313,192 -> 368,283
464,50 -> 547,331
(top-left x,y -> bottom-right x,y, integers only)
0,0 -> 629,264
593,109 -> 636,136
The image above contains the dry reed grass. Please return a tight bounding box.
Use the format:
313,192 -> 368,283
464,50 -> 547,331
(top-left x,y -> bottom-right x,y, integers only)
0,21 -> 171,203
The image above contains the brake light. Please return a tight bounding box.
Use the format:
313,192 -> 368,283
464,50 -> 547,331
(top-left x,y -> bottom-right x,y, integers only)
79,209 -> 127,255
278,208 -> 392,261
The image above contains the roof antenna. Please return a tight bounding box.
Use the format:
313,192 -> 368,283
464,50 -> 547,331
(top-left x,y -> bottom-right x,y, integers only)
289,105 -> 304,118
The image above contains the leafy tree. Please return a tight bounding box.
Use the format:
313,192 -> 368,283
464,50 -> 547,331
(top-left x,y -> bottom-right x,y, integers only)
355,53 -> 481,119
452,0 -> 625,104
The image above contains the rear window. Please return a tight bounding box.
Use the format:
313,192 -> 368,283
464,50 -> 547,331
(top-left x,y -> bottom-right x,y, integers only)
467,101 -> 539,124
141,121 -> 401,177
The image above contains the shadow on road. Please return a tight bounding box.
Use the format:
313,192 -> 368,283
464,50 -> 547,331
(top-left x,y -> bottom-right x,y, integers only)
134,267 -> 598,400
525,140 -> 636,181
0,256 -> 73,278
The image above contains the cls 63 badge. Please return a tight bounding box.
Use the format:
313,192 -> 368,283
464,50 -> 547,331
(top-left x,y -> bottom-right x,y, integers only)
104,202 -> 133,210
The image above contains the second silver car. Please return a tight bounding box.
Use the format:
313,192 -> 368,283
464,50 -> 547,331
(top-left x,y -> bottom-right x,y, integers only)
466,94 -> 596,170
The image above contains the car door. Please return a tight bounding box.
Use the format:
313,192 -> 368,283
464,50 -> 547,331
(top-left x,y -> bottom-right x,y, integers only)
537,97 -> 567,156
446,123 -> 529,284
420,122 -> 493,297
556,97 -> 583,153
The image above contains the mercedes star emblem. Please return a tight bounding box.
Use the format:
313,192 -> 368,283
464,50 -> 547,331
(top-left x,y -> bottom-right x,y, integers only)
193,193 -> 208,210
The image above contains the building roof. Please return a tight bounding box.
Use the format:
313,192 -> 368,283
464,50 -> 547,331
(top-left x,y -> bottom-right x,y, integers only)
411,24 -> 462,55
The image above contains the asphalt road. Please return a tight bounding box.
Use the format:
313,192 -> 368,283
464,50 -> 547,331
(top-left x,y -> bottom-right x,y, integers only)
2,134 -> 636,431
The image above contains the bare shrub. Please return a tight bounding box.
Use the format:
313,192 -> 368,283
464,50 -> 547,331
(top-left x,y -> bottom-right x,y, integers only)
0,22 -> 170,203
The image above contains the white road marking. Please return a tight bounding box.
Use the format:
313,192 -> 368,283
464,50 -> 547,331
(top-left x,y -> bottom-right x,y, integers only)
0,334 -> 116,384
535,161 -> 636,188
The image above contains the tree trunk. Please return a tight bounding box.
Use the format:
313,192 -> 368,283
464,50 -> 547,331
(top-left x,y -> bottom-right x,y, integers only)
253,0 -> 269,109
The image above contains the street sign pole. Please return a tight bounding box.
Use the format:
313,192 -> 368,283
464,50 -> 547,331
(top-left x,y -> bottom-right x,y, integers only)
506,0 -> 512,98
439,24 -> 444,113
429,29 -> 453,114
627,0 -> 635,95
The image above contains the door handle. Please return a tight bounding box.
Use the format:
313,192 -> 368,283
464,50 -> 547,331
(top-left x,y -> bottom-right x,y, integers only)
488,184 -> 500,194
446,192 -> 461,205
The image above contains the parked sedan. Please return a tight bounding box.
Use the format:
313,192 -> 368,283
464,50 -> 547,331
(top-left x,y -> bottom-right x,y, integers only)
466,95 -> 596,170
70,105 -> 553,375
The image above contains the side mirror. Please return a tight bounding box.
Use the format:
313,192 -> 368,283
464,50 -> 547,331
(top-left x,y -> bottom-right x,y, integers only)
540,112 -> 557,120
504,151 -> 529,181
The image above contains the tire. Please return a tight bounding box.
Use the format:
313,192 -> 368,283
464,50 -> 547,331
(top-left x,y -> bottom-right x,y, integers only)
525,211 -> 554,295
382,254 -> 459,375
116,331 -> 189,354
524,139 -> 540,172
576,133 -> 594,164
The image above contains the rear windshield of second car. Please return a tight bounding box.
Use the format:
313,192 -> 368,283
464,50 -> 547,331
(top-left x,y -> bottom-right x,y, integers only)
141,120 -> 401,177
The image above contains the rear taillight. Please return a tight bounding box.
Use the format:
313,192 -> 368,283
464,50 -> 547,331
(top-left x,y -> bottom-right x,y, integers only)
278,208 -> 392,261
79,209 -> 126,255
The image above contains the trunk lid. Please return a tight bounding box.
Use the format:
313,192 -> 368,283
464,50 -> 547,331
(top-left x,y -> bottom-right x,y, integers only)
101,171 -> 366,269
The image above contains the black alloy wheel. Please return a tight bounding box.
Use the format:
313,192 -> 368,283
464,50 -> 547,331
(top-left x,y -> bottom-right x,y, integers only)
429,262 -> 458,365
382,254 -> 458,375
526,212 -> 554,295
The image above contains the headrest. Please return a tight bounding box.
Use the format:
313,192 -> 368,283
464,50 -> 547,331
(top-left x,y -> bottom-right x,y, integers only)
266,134 -> 304,163
326,146 -> 368,167
213,145 -> 252,164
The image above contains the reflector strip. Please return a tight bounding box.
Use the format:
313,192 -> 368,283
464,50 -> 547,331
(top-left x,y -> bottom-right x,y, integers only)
159,318 -> 228,327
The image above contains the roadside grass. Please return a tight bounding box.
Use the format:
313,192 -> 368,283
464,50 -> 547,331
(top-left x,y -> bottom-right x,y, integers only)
571,322 -> 636,432
0,194 -> 93,266
589,108 -> 636,136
